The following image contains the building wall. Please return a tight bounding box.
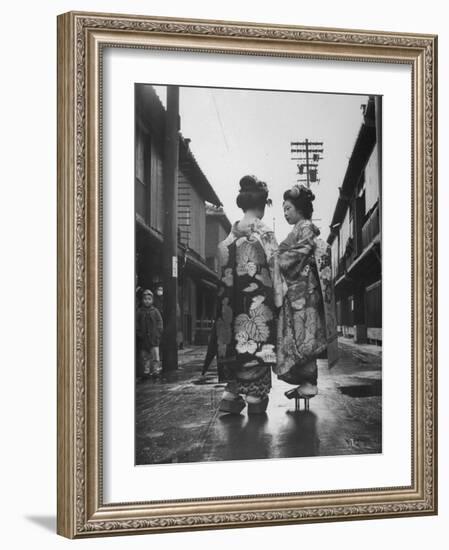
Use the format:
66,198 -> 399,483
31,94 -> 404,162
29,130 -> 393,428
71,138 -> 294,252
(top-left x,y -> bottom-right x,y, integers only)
205,218 -> 219,259
149,141 -> 164,234
365,143 -> 379,214
332,141 -> 381,272
331,131 -> 382,343
365,280 -> 382,341
331,238 -> 339,280
205,219 -> 228,272
361,143 -> 380,251
135,92 -> 222,347
135,130 -> 210,262
135,125 -> 148,222
178,171 -> 191,247
135,122 -> 165,234
181,276 -> 196,344
190,185 -> 206,258
178,170 -> 206,258
339,209 -> 351,261
135,126 -> 147,221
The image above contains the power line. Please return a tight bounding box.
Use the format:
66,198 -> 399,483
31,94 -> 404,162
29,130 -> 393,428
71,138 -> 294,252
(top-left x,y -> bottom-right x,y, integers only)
210,91 -> 230,153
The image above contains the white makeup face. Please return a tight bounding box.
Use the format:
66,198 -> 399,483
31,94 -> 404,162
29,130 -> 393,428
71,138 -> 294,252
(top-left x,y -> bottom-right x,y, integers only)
283,199 -> 302,225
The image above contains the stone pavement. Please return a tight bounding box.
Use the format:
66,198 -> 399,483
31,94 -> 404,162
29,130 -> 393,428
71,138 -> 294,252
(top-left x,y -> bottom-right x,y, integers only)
135,339 -> 381,464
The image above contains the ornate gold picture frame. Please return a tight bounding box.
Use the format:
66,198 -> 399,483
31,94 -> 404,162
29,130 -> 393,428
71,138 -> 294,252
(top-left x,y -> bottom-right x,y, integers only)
57,11 -> 437,538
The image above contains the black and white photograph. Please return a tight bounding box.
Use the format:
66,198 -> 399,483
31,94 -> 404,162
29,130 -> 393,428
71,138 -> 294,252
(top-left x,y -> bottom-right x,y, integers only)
1,0 -> 443,543
134,83 -> 382,466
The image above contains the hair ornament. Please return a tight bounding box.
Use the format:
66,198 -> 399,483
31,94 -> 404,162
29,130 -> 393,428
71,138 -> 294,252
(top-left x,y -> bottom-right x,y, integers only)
289,184 -> 315,201
290,184 -> 301,198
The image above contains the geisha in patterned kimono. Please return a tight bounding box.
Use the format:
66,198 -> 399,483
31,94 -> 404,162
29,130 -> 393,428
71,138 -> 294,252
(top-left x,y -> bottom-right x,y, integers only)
215,175 -> 282,415
274,184 -> 338,405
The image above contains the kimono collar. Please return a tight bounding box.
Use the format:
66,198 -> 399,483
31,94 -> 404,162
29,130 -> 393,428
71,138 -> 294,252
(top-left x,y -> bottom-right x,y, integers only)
232,218 -> 272,238
295,219 -> 321,236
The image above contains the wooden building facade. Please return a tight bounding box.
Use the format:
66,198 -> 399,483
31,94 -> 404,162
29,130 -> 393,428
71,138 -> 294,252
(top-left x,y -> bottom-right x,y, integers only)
135,85 -> 229,346
327,96 -> 382,345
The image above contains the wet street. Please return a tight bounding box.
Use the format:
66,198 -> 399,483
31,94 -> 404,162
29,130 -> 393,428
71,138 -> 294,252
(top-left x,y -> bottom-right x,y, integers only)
135,338 -> 382,464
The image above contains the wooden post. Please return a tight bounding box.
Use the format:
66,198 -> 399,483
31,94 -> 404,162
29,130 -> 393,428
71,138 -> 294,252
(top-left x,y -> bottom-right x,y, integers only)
162,86 -> 180,371
305,138 -> 310,188
353,284 -> 367,344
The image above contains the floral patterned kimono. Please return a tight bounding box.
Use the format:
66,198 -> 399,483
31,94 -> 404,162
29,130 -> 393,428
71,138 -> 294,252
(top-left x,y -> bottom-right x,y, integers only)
216,219 -> 281,399
274,219 -> 338,385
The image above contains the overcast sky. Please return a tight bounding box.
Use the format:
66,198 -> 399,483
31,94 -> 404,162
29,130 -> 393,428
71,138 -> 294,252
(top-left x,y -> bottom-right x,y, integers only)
153,85 -> 368,242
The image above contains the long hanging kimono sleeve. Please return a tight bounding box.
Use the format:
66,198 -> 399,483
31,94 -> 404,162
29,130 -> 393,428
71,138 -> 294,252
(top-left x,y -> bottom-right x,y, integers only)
277,221 -> 317,278
260,230 -> 283,308
275,220 -> 338,380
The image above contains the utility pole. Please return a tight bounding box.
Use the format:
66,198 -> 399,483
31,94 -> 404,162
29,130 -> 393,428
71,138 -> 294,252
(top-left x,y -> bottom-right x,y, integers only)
162,86 -> 180,371
305,139 -> 310,188
291,139 -> 324,188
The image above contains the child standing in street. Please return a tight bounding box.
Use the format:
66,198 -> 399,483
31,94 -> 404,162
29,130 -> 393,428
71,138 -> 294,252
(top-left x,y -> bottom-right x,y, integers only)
137,289 -> 163,378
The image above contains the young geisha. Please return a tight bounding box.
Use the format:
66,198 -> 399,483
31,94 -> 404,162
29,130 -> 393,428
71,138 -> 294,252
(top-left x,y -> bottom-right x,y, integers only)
215,175 -> 282,415
274,184 -> 338,408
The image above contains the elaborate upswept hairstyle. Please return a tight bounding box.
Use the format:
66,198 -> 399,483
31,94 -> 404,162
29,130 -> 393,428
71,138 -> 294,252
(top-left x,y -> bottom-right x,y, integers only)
283,184 -> 315,220
236,175 -> 272,212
